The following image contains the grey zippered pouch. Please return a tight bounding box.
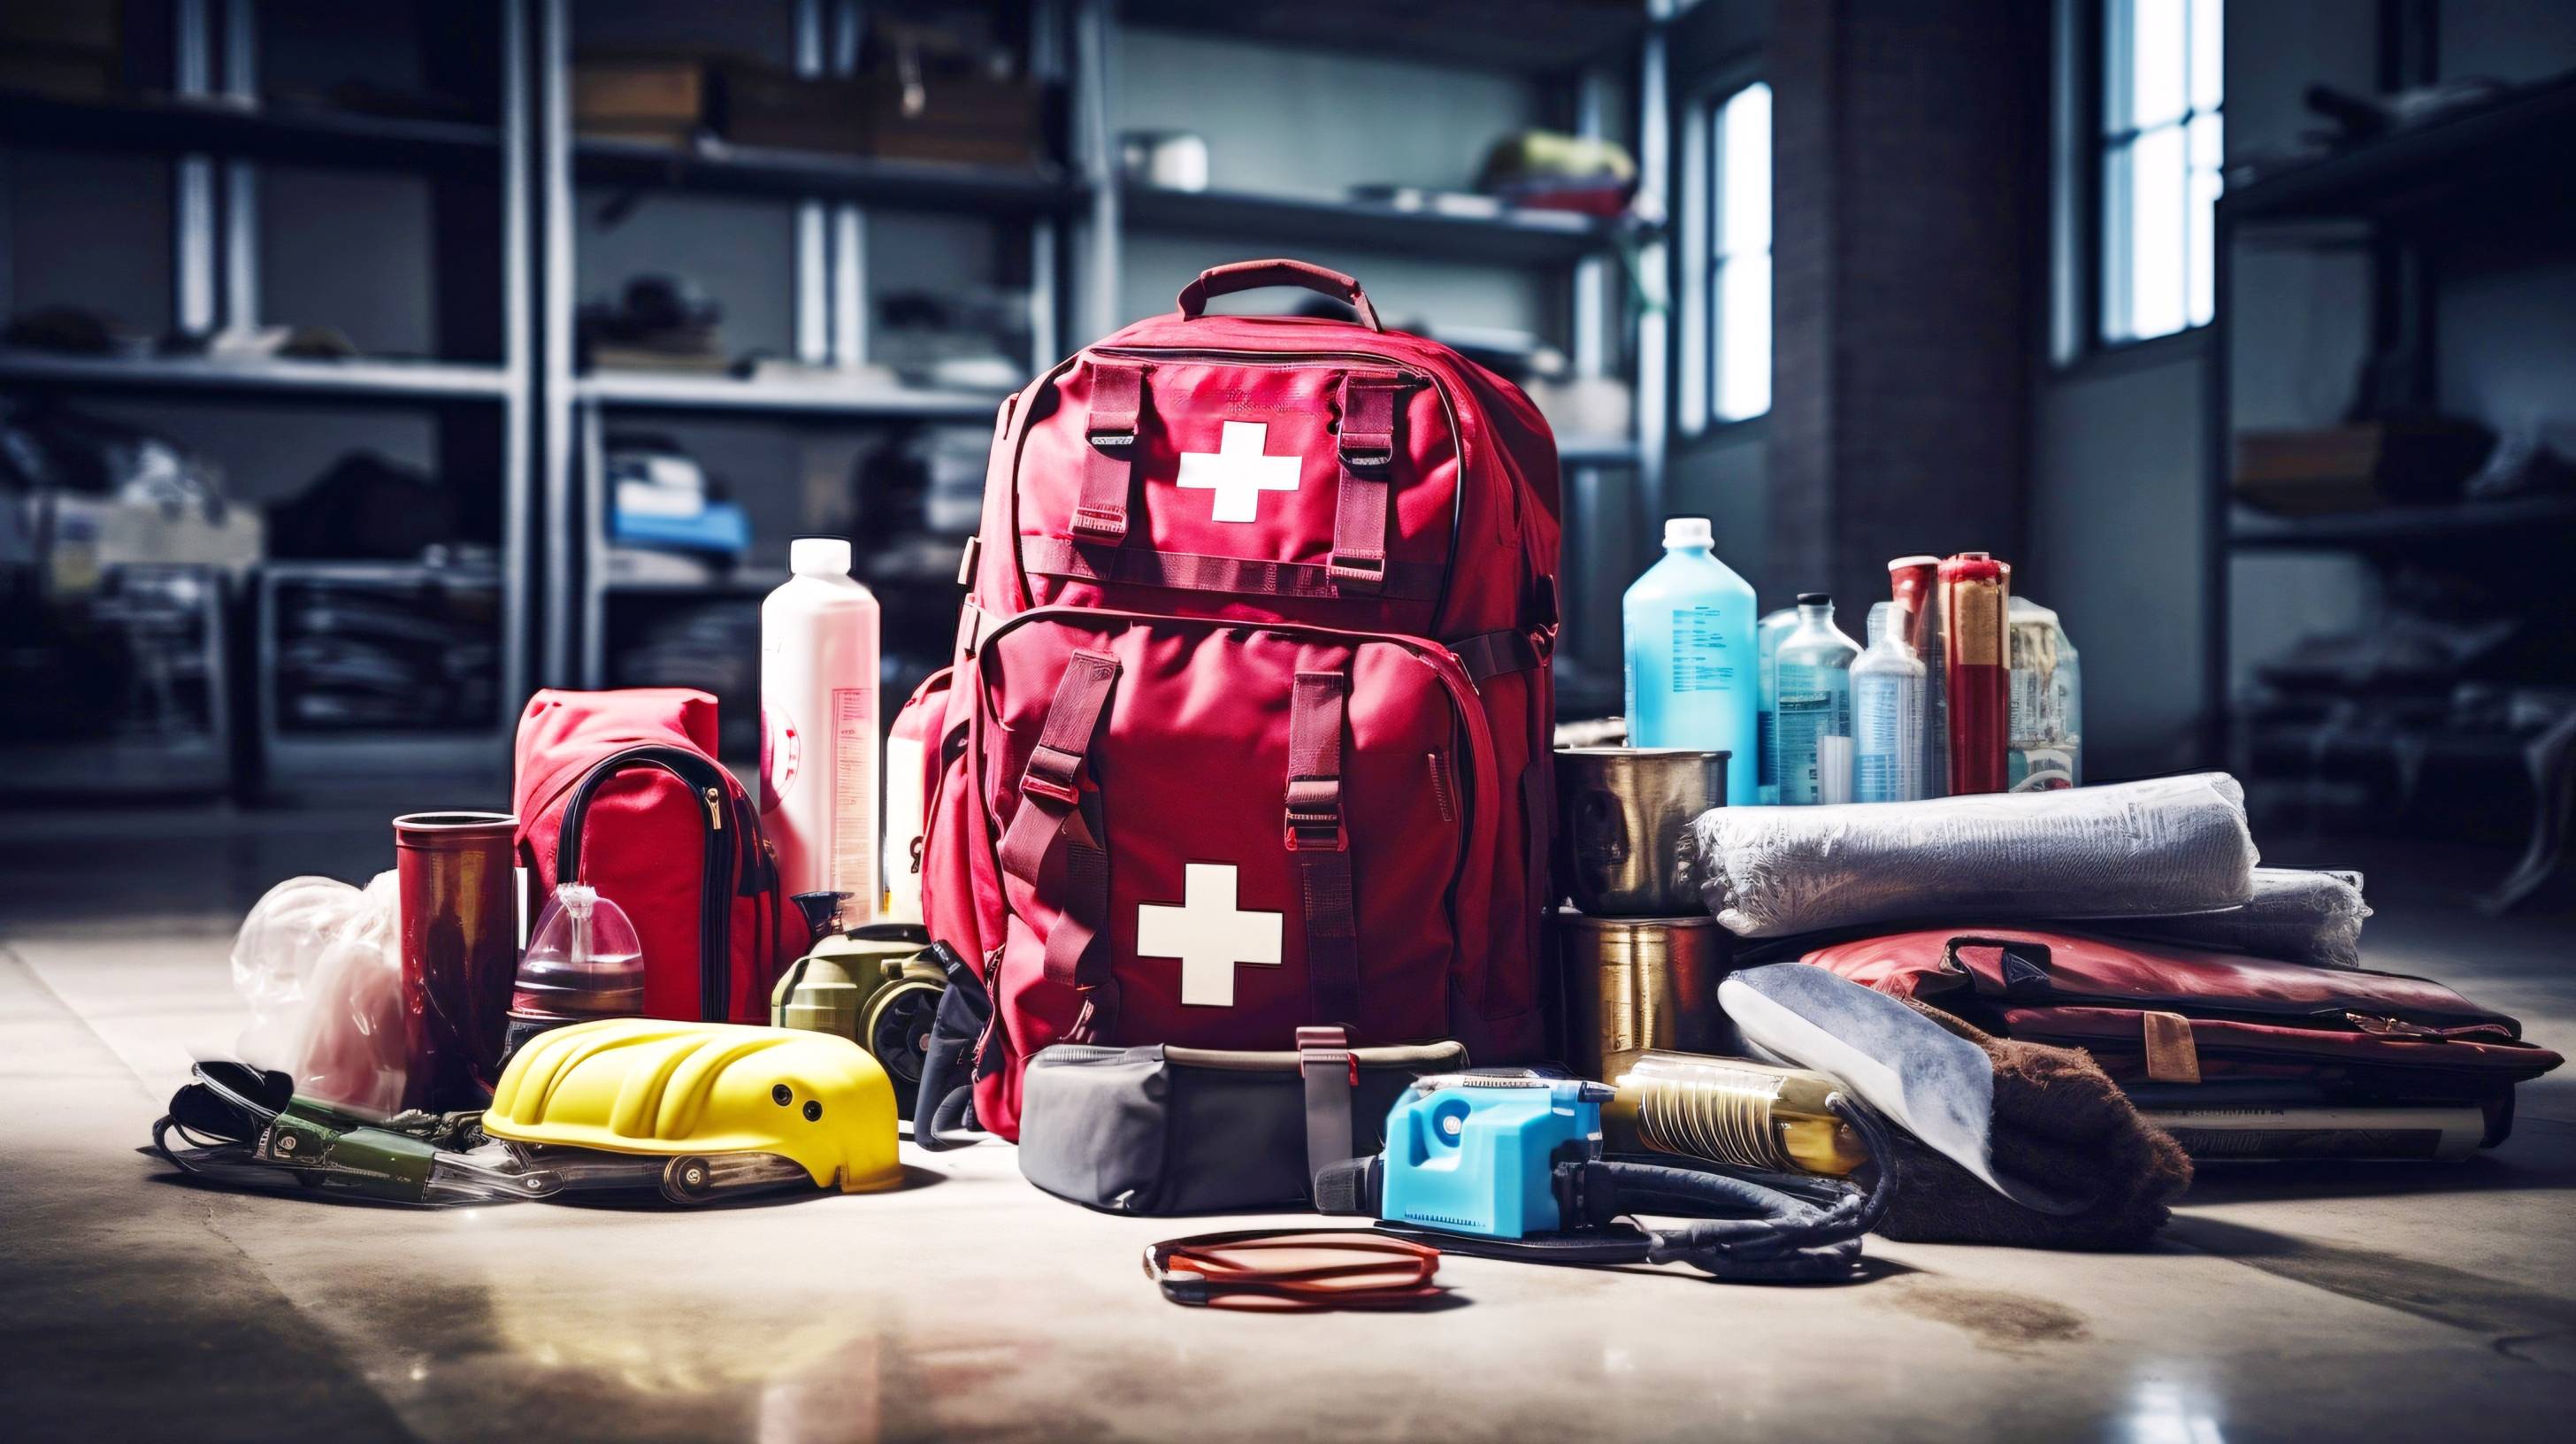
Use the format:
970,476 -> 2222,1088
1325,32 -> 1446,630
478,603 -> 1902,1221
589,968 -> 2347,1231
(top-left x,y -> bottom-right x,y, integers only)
1016,1039 -> 1467,1216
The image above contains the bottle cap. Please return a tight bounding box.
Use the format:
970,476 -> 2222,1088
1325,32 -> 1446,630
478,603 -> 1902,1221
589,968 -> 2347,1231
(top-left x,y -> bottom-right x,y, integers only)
1661,517 -> 1714,549
1798,591 -> 1830,607
789,536 -> 853,577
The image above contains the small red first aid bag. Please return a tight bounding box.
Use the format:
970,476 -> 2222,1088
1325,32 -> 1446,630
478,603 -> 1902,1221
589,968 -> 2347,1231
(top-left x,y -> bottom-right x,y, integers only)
512,688 -> 792,1024
897,258 -> 1565,1141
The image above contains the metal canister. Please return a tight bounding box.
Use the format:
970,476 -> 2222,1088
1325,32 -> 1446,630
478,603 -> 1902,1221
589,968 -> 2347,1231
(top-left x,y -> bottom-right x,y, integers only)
1554,747 -> 1729,916
395,810 -> 519,1111
1554,909 -> 1730,1080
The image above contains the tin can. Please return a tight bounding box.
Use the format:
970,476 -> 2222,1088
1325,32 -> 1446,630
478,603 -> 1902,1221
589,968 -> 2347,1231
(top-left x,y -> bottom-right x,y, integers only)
395,810 -> 518,1111
1555,747 -> 1729,916
1555,910 -> 1730,1080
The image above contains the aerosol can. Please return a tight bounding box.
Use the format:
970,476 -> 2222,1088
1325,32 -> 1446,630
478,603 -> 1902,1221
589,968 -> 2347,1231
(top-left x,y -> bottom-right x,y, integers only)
1606,1050 -> 1872,1176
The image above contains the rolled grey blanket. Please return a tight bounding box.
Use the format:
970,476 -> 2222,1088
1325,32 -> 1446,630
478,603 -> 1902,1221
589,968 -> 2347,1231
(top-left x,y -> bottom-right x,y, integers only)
1692,773 -> 2258,938
2082,867 -> 2371,969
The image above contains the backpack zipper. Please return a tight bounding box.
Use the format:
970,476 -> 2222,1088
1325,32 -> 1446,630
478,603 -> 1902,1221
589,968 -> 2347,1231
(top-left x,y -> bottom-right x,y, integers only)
557,744 -> 742,1021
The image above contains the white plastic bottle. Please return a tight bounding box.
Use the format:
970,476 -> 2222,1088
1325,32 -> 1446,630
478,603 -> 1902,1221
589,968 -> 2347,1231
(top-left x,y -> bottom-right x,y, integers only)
1622,517 -> 1760,806
1851,616 -> 1928,803
760,536 -> 881,924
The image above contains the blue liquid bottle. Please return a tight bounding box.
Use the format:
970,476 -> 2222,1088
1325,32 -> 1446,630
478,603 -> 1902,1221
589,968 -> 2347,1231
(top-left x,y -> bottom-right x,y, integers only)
1623,517 -> 1759,806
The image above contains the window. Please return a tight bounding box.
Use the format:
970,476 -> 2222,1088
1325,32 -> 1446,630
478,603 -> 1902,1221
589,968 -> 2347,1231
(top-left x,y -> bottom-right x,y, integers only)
1709,81 -> 1772,422
2097,0 -> 2223,344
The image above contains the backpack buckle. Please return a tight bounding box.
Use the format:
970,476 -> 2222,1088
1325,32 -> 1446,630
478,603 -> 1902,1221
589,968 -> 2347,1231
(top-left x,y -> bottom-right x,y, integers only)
1285,777 -> 1346,852
1325,554 -> 1386,591
1020,742 -> 1085,807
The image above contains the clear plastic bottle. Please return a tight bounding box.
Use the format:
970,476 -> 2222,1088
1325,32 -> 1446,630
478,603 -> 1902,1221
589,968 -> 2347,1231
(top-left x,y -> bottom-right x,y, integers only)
1754,608 -> 1797,804
2006,596 -> 2083,790
505,884 -> 645,1058
761,536 -> 882,922
1774,593 -> 1859,805
1851,615 -> 1928,803
1623,517 -> 1759,806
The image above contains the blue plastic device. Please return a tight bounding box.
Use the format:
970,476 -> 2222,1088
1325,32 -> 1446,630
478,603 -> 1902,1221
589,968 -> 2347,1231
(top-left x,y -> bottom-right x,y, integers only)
1377,1074 -> 1612,1239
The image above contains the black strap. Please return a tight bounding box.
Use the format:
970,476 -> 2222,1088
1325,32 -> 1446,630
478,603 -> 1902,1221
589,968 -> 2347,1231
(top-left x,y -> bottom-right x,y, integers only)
911,941 -> 992,1150
1297,1025 -> 1356,1194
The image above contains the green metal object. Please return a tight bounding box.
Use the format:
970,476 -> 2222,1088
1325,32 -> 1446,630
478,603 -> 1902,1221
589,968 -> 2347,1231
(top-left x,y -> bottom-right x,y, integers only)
771,923 -> 947,1109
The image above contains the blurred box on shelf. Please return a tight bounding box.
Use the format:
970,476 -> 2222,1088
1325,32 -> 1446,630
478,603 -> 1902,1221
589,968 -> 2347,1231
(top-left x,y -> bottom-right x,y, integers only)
27,494 -> 262,596
711,58 -> 869,153
862,72 -> 1039,166
0,50 -> 119,100
259,564 -> 499,735
573,53 -> 707,144
2234,420 -> 2496,516
612,502 -> 749,557
862,16 -> 1039,166
0,1 -> 120,53
1522,377 -> 1632,443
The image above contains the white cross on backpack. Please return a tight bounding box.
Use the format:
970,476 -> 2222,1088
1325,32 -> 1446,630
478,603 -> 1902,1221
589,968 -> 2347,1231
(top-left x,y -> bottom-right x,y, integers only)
1175,421 -> 1300,523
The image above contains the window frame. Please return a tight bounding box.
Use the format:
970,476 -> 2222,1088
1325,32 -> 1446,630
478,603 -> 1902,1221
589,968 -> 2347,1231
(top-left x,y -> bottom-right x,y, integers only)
1678,67 -> 1773,438
2054,0 -> 2224,369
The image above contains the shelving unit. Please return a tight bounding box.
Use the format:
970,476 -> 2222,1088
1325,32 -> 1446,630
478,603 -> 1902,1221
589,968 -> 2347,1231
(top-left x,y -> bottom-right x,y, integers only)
545,0 -> 1666,736
0,0 -> 532,798
2203,66 -> 2576,833
571,370 -> 1003,419
0,88 -> 503,170
0,349 -> 512,402
5,0 -> 1665,795
1118,182 -> 1636,266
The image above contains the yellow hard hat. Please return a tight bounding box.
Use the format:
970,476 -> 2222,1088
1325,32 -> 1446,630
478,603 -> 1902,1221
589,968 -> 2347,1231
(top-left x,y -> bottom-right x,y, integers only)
484,1018 -> 901,1194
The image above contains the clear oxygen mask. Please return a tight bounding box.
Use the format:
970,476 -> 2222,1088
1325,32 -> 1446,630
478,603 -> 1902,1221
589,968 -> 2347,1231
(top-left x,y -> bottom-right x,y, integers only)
510,884 -> 645,1023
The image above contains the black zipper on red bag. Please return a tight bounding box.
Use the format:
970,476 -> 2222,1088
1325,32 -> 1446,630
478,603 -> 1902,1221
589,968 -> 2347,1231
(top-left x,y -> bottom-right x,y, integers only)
556,743 -> 741,1022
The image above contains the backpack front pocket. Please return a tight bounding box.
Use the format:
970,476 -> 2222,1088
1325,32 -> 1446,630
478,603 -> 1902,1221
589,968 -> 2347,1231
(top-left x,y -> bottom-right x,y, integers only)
971,611 -> 1485,1065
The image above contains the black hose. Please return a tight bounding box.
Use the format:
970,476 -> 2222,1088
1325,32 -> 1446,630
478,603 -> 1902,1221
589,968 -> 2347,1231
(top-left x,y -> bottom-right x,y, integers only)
1627,1093 -> 1902,1281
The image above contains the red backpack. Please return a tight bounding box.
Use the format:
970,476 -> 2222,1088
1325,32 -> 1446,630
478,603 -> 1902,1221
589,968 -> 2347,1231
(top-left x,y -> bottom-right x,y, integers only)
898,259 -> 1562,1140
512,687 -> 792,1023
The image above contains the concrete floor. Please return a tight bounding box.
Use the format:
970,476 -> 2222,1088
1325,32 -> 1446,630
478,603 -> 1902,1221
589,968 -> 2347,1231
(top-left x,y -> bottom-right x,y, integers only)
4,807 -> 2574,1443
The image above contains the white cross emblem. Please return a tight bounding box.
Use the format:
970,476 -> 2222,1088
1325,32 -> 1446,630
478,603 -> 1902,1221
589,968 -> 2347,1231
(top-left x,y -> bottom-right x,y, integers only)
1136,862 -> 1283,1008
1174,420 -> 1300,523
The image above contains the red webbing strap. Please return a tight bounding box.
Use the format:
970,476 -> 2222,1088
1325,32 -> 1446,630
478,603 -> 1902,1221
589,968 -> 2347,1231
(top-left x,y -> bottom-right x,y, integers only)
1328,372 -> 1400,593
1021,537 -> 1445,602
996,649 -> 1123,1039
1075,360 -> 1144,545
1286,671 -> 1358,1027
1452,628 -> 1543,684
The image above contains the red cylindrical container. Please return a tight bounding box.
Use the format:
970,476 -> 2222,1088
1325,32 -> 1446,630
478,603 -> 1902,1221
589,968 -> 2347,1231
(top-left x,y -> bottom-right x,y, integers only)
1938,553 -> 2010,795
395,811 -> 519,1111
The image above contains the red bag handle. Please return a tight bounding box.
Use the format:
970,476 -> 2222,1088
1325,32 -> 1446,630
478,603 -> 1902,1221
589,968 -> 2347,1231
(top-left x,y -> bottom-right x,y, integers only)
1176,258 -> 1384,332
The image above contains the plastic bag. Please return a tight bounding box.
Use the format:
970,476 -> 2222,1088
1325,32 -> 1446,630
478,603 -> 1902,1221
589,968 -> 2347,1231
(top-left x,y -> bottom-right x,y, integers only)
230,872 -> 406,1116
1692,773 -> 2259,939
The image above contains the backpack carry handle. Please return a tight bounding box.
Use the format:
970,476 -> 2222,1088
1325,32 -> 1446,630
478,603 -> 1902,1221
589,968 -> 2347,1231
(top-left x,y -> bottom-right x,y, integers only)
1177,258 -> 1384,332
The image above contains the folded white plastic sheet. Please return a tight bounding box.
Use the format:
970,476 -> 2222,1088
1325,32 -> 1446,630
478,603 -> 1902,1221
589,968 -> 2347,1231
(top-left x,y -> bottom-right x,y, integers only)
1692,773 -> 2259,939
2085,867 -> 2372,970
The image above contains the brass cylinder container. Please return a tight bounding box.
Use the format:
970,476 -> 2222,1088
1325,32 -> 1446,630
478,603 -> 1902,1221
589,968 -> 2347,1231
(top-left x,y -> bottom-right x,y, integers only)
1554,908 -> 1729,1080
